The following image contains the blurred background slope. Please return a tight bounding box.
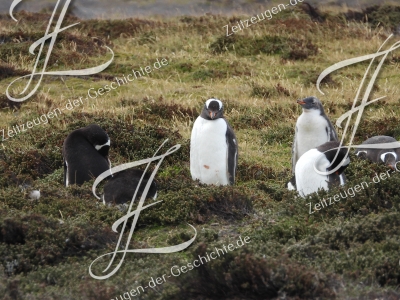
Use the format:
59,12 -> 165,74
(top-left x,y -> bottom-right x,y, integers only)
1,0 -> 399,19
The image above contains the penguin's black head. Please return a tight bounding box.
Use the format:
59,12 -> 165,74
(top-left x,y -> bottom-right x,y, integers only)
380,151 -> 397,170
355,150 -> 367,159
97,143 -> 110,157
201,98 -> 224,120
297,96 -> 324,112
317,141 -> 350,175
82,124 -> 110,157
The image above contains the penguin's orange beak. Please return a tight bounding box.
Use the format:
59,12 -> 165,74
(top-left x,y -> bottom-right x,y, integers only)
209,111 -> 216,119
297,99 -> 305,105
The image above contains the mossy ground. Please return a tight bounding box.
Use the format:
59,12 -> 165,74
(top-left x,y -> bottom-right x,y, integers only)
1,3 -> 400,299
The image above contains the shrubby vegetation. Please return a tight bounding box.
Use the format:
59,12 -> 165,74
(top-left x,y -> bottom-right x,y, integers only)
0,2 -> 400,299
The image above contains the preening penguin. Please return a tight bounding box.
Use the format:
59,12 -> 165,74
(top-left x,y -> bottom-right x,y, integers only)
289,96 -> 339,189
63,124 -> 111,186
296,141 -> 350,197
355,135 -> 400,169
190,98 -> 238,185
103,169 -> 157,205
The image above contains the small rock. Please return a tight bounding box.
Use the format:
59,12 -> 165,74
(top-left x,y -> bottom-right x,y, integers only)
29,189 -> 40,200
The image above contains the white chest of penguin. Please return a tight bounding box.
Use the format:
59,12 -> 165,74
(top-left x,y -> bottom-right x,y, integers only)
191,117 -> 229,185
297,110 -> 330,156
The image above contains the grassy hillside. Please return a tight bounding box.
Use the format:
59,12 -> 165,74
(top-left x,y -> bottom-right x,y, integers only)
0,3 -> 400,299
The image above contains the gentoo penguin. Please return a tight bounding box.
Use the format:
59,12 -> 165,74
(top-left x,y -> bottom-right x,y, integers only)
355,135 -> 400,169
190,98 -> 238,185
289,96 -> 339,189
296,141 -> 350,197
63,124 -> 110,186
103,169 -> 157,205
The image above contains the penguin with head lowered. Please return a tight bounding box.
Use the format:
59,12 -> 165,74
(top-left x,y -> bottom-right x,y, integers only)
355,135 -> 400,169
102,169 -> 158,205
190,98 -> 238,185
63,124 -> 111,186
288,96 -> 340,189
296,141 -> 350,197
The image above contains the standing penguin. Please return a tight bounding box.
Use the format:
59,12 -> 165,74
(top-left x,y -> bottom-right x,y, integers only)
63,124 -> 111,186
289,96 -> 340,189
190,98 -> 238,185
355,135 -> 400,169
296,141 -> 350,197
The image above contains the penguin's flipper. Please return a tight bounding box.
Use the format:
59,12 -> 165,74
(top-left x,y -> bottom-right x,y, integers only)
226,124 -> 238,185
63,159 -> 68,187
190,117 -> 200,180
324,117 -> 339,142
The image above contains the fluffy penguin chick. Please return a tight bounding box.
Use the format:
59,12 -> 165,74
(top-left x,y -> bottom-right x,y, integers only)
190,98 -> 238,185
296,141 -> 350,197
289,96 -> 339,189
